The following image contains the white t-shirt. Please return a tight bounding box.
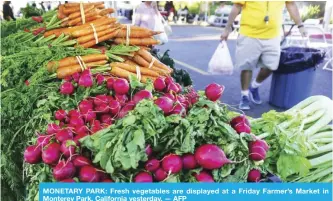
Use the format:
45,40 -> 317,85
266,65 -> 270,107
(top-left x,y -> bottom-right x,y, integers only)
134,3 -> 158,31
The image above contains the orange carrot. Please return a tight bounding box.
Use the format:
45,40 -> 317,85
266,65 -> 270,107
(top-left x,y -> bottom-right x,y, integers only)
43,27 -> 68,37
137,49 -> 172,73
132,54 -> 150,67
110,62 -> 159,77
63,4 -> 105,15
99,8 -> 115,15
47,54 -> 108,72
67,6 -> 96,20
68,15 -> 97,26
114,38 -> 160,46
115,30 -> 162,38
79,31 -> 119,48
77,27 -> 118,44
67,7 -> 95,20
57,60 -> 108,78
72,23 -> 120,37
110,66 -> 135,79
63,2 -> 104,8
57,5 -> 67,19
67,17 -> 115,33
75,16 -> 104,26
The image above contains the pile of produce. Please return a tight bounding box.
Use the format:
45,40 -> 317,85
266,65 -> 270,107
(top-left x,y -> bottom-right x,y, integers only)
1,2 -> 332,201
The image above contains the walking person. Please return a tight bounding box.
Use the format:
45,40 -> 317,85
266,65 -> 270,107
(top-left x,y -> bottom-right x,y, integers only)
2,1 -> 16,21
221,1 -> 306,110
134,1 -> 159,31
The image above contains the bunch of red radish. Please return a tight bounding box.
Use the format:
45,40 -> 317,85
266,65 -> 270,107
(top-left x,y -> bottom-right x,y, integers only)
134,144 -> 231,183
229,115 -> 270,182
24,123 -> 113,182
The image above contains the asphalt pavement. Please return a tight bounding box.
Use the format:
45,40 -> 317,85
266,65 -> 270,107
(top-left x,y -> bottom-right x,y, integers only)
158,25 -> 333,118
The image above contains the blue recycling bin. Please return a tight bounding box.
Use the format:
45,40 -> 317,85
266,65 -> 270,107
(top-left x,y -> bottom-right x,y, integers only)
269,47 -> 325,109
269,68 -> 316,109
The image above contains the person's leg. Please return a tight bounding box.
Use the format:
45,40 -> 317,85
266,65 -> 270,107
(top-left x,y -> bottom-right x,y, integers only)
249,36 -> 281,104
235,35 -> 261,110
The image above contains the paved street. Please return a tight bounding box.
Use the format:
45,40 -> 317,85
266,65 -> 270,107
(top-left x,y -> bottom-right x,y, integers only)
159,25 -> 332,118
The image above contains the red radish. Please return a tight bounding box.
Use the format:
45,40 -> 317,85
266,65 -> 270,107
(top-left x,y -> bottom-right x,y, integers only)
37,135 -> 52,147
162,154 -> 182,174
42,143 -> 61,164
55,129 -> 73,142
78,73 -> 93,88
106,77 -> 115,90
60,140 -> 77,158
247,169 -> 261,182
113,78 -> 129,95
107,96 -> 114,102
69,116 -> 84,127
73,133 -> 88,145
154,77 -> 166,92
167,82 -> 180,93
95,103 -> 110,114
234,122 -> 251,134
145,159 -> 160,172
100,114 -> 113,125
91,120 -> 102,133
170,104 -> 186,116
79,166 -> 100,182
133,90 -> 153,104
164,77 -> 174,85
230,115 -> 250,128
72,72 -> 80,83
55,110 -> 67,121
81,69 -> 91,76
24,145 -> 42,164
93,95 -> 109,106
109,100 -> 121,116
195,144 -> 230,170
79,100 -> 94,113
154,97 -> 174,115
96,74 -> 105,85
82,110 -> 96,122
249,140 -> 269,161
154,168 -> 167,181
205,83 -> 224,101
115,94 -> 128,106
75,125 -> 89,136
134,172 -> 153,183
47,123 -> 60,135
102,179 -> 114,182
96,170 -> 109,180
118,101 -> 136,118
175,83 -> 183,93
60,82 -> 75,95
61,179 -> 76,182
145,144 -> 152,157
64,76 -> 72,81
182,154 -> 197,170
53,160 -> 76,181
164,93 -> 176,101
194,171 -> 214,182
68,110 -> 80,118
73,156 -> 92,167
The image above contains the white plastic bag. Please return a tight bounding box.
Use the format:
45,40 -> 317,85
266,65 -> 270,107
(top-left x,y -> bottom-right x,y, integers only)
154,14 -> 171,44
208,41 -> 234,75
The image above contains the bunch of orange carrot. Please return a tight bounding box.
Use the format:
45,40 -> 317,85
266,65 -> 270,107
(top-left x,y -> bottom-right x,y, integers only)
109,48 -> 173,82
44,17 -> 119,48
113,25 -> 162,48
47,53 -> 109,79
57,2 -> 114,27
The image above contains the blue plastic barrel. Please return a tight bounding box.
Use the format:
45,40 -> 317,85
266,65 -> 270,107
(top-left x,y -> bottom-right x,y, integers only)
269,67 -> 316,109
